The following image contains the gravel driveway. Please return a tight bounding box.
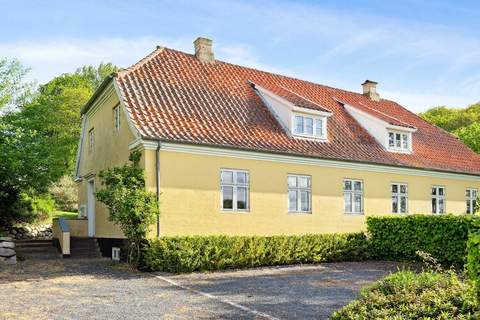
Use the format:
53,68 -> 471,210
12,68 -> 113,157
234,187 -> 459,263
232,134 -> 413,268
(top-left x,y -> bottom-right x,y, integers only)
0,259 -> 402,319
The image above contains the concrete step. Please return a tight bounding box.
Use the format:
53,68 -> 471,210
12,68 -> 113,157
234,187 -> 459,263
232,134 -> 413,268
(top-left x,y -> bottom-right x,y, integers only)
15,240 -> 53,247
15,239 -> 60,260
70,238 -> 102,259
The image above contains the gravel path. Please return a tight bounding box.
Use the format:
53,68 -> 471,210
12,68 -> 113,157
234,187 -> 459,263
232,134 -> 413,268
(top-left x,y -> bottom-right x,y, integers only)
0,259 -> 402,319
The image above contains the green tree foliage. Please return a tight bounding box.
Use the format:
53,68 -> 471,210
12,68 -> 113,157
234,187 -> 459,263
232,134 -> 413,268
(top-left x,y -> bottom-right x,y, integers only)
95,151 -> 159,266
0,60 -> 119,226
420,104 -> 480,153
0,58 -> 34,113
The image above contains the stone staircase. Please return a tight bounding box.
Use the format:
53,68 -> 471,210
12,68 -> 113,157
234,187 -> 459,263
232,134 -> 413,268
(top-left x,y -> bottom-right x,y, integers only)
15,239 -> 61,260
70,237 -> 102,259
15,238 -> 103,260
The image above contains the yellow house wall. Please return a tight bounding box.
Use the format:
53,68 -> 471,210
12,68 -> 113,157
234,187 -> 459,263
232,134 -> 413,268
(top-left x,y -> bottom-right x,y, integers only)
77,83 -> 137,238
149,149 -> 480,237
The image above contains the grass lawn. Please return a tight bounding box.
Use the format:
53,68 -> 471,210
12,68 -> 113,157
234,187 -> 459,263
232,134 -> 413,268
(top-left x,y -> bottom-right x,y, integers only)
37,211 -> 78,225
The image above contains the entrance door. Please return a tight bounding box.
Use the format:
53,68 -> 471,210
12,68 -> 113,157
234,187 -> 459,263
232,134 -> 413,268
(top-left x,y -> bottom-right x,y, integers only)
87,179 -> 95,237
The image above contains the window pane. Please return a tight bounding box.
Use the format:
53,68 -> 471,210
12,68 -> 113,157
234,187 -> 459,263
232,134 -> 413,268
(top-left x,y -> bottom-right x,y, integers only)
473,190 -> 477,198
439,199 -> 445,214
467,200 -> 471,214
344,193 -> 352,213
400,185 -> 407,194
391,184 -> 398,193
298,176 -> 309,188
300,191 -> 310,211
432,187 -> 437,195
289,190 -> 297,211
354,181 -> 362,191
400,196 -> 407,213
288,176 -> 297,188
344,180 -> 352,191
389,132 -> 394,147
392,196 -> 398,213
237,172 -> 247,184
438,188 -> 444,196
396,133 -> 401,147
305,117 -> 313,135
237,187 -> 247,210
354,194 -> 362,213
295,116 -> 303,133
221,171 -> 233,184
432,198 -> 437,214
466,189 -> 471,197
402,134 -> 408,149
315,119 -> 323,137
222,186 -> 233,209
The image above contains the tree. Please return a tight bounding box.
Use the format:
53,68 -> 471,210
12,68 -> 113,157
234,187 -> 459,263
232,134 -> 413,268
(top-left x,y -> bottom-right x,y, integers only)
95,151 -> 158,266
455,123 -> 480,154
0,58 -> 34,113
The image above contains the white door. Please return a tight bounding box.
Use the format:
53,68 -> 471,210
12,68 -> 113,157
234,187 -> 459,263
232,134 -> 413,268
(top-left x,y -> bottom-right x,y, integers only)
87,180 -> 95,237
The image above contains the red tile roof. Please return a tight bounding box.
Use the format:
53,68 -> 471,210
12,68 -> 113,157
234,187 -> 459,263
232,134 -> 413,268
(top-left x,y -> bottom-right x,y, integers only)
114,47 -> 480,176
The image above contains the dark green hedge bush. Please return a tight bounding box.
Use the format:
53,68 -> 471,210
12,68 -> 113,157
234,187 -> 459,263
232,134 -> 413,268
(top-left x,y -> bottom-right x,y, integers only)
367,215 -> 478,267
467,219 -> 480,299
144,233 -> 368,272
331,270 -> 479,319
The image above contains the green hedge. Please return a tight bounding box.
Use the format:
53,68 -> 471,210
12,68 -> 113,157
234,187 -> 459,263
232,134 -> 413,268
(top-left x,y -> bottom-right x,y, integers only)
331,270 -> 479,319
144,233 -> 369,273
467,219 -> 480,298
367,215 -> 477,267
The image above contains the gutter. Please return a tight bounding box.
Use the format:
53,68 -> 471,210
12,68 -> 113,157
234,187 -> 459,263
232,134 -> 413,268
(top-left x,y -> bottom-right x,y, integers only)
155,140 -> 161,237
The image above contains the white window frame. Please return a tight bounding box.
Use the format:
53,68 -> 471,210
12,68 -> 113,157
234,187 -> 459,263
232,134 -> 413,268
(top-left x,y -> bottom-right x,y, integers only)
391,183 -> 408,214
387,130 -> 411,153
113,105 -> 120,132
287,174 -> 312,214
431,186 -> 446,214
292,113 -> 327,140
88,128 -> 94,154
344,179 -> 364,215
220,169 -> 249,212
466,188 -> 478,214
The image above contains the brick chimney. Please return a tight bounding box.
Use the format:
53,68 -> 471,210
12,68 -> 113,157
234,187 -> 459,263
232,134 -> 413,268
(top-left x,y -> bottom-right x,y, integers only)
362,80 -> 380,102
194,37 -> 214,63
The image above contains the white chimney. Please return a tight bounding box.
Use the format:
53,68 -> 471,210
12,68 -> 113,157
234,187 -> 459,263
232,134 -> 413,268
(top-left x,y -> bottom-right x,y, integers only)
194,37 -> 214,63
362,80 -> 380,102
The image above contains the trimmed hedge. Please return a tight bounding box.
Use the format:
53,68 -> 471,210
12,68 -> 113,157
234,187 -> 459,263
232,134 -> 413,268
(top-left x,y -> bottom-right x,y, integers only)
467,219 -> 480,298
367,215 -> 477,267
144,233 -> 369,273
331,270 -> 479,319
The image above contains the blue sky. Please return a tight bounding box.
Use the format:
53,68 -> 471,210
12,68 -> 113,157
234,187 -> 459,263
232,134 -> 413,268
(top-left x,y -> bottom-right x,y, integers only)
2,0 -> 480,112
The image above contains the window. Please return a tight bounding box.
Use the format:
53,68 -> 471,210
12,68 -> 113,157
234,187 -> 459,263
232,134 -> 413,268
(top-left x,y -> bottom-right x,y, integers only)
391,183 -> 408,213
288,175 -> 311,213
344,179 -> 363,214
431,186 -> 445,214
113,105 -> 120,132
88,128 -> 94,153
293,114 -> 326,139
388,131 -> 410,152
220,169 -> 249,211
466,188 -> 478,214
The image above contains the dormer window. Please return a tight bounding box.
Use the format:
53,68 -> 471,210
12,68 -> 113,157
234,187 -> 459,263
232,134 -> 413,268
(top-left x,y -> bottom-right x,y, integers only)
293,114 -> 326,139
387,131 -> 411,152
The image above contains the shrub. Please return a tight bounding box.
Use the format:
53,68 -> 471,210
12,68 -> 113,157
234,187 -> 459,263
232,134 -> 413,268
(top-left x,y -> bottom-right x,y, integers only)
331,270 -> 479,319
144,233 -> 368,273
367,215 -> 477,267
49,175 -> 78,212
467,219 -> 480,299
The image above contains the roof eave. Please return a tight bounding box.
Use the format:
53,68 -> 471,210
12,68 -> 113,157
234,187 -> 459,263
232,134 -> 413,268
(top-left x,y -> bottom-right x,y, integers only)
80,73 -> 116,115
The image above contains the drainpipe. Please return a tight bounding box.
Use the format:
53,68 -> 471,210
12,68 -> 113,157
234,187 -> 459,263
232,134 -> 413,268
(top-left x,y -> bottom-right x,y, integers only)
155,140 -> 161,237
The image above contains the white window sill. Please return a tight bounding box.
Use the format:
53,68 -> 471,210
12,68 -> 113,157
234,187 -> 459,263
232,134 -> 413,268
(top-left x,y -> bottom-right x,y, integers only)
221,209 -> 250,214
344,212 -> 364,215
387,148 -> 412,154
288,211 -> 312,215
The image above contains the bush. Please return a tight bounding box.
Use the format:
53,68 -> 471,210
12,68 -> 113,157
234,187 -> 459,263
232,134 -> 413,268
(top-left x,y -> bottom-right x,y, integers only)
367,215 -> 477,267
467,219 -> 480,299
331,270 -> 479,319
144,233 -> 368,273
49,175 -> 78,212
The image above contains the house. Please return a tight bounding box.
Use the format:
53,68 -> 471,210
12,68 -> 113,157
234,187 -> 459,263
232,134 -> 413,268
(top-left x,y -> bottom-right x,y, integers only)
74,37 -> 480,244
